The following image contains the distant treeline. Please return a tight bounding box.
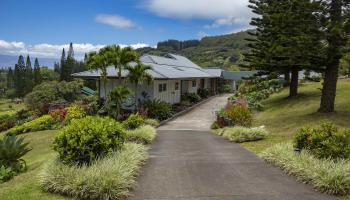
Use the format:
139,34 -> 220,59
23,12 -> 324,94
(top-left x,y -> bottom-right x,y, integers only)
157,39 -> 200,51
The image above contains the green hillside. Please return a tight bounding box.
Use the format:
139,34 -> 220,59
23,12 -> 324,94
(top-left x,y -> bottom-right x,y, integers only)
137,30 -> 253,69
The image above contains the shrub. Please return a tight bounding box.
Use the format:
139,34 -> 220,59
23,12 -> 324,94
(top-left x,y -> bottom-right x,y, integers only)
40,143 -> 148,200
0,113 -> 16,132
144,118 -> 160,127
294,122 -> 350,160
197,88 -> 210,98
122,113 -> 145,130
5,115 -> 56,135
64,105 -> 86,124
142,99 -> 172,121
219,84 -> 232,93
220,126 -> 268,143
125,125 -> 157,144
222,105 -> 253,127
182,93 -> 201,103
49,108 -> 67,123
211,122 -> 221,130
53,116 -> 125,165
261,143 -> 350,195
0,135 -> 31,182
0,165 -> 15,182
25,80 -> 83,114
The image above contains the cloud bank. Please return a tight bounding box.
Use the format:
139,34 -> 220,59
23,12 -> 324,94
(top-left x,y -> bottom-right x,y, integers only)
95,14 -> 136,29
0,40 -> 149,59
144,0 -> 252,30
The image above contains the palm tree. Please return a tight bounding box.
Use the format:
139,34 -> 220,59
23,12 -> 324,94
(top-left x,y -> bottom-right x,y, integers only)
85,51 -> 109,98
100,45 -> 138,83
106,86 -> 131,119
125,61 -> 153,111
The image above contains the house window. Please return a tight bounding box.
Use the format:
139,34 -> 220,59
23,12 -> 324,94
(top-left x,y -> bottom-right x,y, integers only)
159,83 -> 167,92
175,82 -> 179,90
192,80 -> 197,87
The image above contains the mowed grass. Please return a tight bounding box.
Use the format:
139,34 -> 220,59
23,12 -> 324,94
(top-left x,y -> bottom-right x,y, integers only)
0,130 -> 69,200
240,79 -> 350,154
0,99 -> 25,115
238,79 -> 350,199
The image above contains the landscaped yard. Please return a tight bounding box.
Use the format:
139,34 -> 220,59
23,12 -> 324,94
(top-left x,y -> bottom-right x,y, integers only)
237,79 -> 350,199
240,79 -> 350,154
0,130 -> 68,200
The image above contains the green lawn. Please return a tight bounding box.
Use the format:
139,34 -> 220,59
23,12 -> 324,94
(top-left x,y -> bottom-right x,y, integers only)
241,79 -> 350,154
0,130 -> 68,200
239,79 -> 350,200
0,98 -> 25,115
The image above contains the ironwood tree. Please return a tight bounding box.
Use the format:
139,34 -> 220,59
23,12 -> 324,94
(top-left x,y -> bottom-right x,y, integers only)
318,0 -> 350,113
246,0 -> 324,97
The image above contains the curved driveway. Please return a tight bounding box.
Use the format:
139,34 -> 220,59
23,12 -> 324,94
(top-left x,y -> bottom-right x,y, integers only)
130,95 -> 335,200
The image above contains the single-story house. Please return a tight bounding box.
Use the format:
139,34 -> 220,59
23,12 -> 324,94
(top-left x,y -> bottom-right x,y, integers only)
72,54 -> 257,104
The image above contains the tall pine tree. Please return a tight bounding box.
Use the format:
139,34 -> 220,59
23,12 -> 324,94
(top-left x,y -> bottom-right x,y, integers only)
6,68 -> 14,88
318,0 -> 350,112
59,48 -> 66,81
64,42 -> 75,81
24,55 -> 33,94
33,58 -> 42,85
14,55 -> 26,97
246,0 -> 324,97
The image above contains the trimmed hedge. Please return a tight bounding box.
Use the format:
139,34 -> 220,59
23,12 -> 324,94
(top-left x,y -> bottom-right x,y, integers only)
5,115 -> 56,135
40,143 -> 148,200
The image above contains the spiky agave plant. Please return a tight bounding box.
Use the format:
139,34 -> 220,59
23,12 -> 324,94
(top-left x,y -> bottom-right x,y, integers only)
0,135 -> 31,172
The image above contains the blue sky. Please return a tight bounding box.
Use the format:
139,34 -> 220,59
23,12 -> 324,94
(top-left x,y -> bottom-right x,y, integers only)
0,0 -> 251,59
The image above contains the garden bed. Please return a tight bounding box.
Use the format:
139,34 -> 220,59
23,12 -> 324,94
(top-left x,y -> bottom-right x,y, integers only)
260,143 -> 350,195
40,143 -> 148,200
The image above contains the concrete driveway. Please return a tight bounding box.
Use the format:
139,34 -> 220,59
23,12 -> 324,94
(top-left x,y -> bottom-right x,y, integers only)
130,95 -> 335,200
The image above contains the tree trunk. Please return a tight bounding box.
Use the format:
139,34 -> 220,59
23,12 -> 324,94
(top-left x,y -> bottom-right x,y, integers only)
319,64 -> 339,113
318,0 -> 342,113
103,79 -> 107,100
289,68 -> 299,97
134,84 -> 138,112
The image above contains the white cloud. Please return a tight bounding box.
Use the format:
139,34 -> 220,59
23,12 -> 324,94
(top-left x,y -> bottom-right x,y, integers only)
95,14 -> 136,29
0,40 -> 150,59
204,16 -> 251,29
144,0 -> 252,27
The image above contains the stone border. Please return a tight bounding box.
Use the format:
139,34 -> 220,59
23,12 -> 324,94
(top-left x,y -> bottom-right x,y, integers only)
157,94 -> 220,127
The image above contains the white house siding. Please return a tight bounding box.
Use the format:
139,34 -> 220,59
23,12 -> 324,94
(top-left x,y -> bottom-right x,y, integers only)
99,79 -> 154,100
153,80 -> 181,104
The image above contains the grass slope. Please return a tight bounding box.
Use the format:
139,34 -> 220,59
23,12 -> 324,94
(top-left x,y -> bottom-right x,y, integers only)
0,130 -> 68,200
240,79 -> 350,154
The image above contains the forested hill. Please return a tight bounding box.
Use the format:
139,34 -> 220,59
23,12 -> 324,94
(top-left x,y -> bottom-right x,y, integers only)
137,30 -> 253,69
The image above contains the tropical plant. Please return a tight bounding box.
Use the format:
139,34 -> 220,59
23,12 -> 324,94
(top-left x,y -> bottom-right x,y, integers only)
106,86 -> 131,119
100,45 -> 138,82
125,125 -> 157,144
294,122 -> 350,160
40,143 -> 148,200
64,104 -> 86,124
0,135 -> 31,173
142,99 -> 172,121
125,61 -> 153,110
122,113 -> 145,130
53,116 -> 125,165
85,51 -> 109,98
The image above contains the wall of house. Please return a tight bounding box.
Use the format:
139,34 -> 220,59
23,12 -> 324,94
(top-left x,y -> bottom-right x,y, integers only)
99,79 -> 154,101
153,80 -> 181,104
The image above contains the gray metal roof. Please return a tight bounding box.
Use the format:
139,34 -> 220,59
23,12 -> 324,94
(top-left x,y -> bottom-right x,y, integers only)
222,71 -> 258,80
72,54 -> 217,79
203,68 -> 223,77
